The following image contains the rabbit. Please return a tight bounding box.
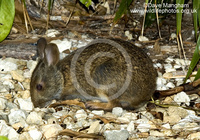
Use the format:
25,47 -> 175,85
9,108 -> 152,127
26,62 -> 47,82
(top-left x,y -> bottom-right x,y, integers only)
30,38 -> 157,111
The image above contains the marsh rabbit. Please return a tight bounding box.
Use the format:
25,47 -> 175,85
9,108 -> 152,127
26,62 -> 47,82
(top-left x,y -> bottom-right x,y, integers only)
30,38 -> 157,110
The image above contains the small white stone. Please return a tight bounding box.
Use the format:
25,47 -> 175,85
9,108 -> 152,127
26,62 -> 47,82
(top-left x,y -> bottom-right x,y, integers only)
19,132 -> 32,140
164,115 -> 181,125
26,111 -> 43,125
28,129 -> 43,140
112,107 -> 123,117
103,123 -> 115,131
137,123 -> 151,132
8,126 -> 20,140
164,64 -> 175,73
172,122 -> 199,132
117,117 -> 130,123
154,63 -> 162,69
89,110 -> 104,118
8,109 -> 27,125
162,123 -> 171,129
46,29 -> 60,37
50,38 -> 71,53
156,77 -> 168,90
140,111 -> 154,120
3,80 -> 14,89
1,74 -> 12,80
174,92 -> 190,106
23,69 -> 32,78
138,36 -> 149,41
52,110 -> 69,118
170,33 -> 177,40
0,58 -> 18,71
10,70 -> 25,82
41,124 -> 63,139
0,120 -> 20,140
16,98 -> 34,111
165,57 -> 174,63
121,112 -> 137,121
75,109 -> 87,121
174,64 -> 181,69
88,121 -> 102,133
0,98 -> 7,110
166,82 -> 175,88
168,106 -> 188,119
104,130 -> 129,140
175,78 -> 184,86
27,60 -> 37,73
75,119 -> 90,128
150,130 -> 165,137
125,31 -> 133,40
187,132 -> 200,139
127,121 -> 135,133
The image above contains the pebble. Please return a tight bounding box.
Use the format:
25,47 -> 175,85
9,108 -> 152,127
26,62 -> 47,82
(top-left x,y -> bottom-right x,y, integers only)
174,92 -> 190,106
75,109 -> 87,121
8,109 -> 27,125
138,36 -> 149,41
46,29 -> 60,37
26,111 -> 43,125
112,107 -> 123,117
16,98 -> 34,111
127,121 -> 135,133
50,38 -> 71,53
0,120 -> 19,140
10,70 -> 25,82
0,98 -> 7,110
170,33 -> 177,39
41,124 -> 63,139
121,112 -> 137,121
19,132 -> 32,140
156,77 -> 167,90
27,60 -> 37,73
125,31 -> 133,40
89,110 -> 104,118
165,82 -> 175,88
104,130 -> 129,140
168,106 -> 188,118
23,69 -> 32,78
88,120 -> 102,133
0,58 -> 18,71
137,123 -> 151,132
150,130 -> 165,137
28,129 -> 43,140
172,122 -> 199,132
187,132 -> 200,139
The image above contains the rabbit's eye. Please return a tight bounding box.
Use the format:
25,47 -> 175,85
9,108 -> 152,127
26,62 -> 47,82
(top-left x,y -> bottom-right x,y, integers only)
36,84 -> 43,91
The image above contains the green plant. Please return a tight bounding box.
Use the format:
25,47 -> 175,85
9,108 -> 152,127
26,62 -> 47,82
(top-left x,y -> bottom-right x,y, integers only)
0,136 -> 9,140
0,0 -> 15,42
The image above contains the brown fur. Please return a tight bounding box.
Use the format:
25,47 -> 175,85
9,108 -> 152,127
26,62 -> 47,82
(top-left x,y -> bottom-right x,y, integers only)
30,38 -> 157,110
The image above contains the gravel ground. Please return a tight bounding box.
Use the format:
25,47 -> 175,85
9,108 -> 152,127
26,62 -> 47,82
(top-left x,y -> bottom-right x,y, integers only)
0,38 -> 200,140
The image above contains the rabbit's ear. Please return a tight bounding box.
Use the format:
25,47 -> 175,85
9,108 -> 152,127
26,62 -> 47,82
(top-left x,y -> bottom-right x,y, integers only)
44,43 -> 60,66
37,38 -> 47,59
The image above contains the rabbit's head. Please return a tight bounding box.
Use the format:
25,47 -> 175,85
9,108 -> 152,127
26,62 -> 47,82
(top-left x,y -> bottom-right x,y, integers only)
30,38 -> 64,107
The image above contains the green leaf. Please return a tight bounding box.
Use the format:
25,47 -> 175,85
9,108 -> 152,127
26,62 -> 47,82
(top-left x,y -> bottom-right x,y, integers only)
0,136 -> 9,140
113,0 -> 133,23
79,0 -> 92,8
193,0 -> 199,40
184,35 -> 200,83
0,0 -> 15,42
176,0 -> 184,35
198,8 -> 200,27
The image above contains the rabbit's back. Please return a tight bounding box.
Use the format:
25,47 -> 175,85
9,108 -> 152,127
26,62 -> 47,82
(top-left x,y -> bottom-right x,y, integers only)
58,39 -> 157,109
